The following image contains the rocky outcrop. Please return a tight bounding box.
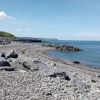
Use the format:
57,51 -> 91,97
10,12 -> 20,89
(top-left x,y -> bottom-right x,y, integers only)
45,44 -> 81,52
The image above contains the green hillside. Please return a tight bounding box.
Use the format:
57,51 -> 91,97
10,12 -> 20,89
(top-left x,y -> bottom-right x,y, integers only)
0,31 -> 16,39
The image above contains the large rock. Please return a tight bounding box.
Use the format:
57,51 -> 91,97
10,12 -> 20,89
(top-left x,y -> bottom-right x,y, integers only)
49,72 -> 71,81
73,61 -> 80,64
6,51 -> 18,59
22,61 -> 38,71
0,66 -> 15,71
0,61 -> 11,67
22,62 -> 31,70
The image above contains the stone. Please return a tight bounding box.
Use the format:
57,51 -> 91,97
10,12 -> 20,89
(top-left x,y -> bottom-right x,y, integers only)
73,61 -> 80,64
22,62 -> 31,70
46,93 -> 52,96
33,60 -> 41,64
0,61 -> 11,67
22,61 -> 38,71
0,67 -> 15,71
97,75 -> 100,78
91,79 -> 96,83
49,72 -> 71,81
6,51 -> 18,59
1,52 -> 5,58
31,65 -> 38,71
4,67 -> 15,71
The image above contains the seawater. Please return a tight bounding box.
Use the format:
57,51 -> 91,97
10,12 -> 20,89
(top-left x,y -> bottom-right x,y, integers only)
47,40 -> 100,69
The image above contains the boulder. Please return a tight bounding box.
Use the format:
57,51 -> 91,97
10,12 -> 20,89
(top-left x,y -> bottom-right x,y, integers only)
1,52 -> 5,58
0,61 -> 11,67
31,64 -> 38,71
49,72 -> 71,81
0,67 -> 15,71
73,61 -> 80,64
22,61 -> 38,71
22,62 -> 31,70
4,67 -> 15,71
6,52 -> 18,59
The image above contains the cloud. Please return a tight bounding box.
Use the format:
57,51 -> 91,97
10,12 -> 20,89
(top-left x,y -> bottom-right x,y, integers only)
16,28 -> 31,32
0,11 -> 15,20
16,28 -> 24,31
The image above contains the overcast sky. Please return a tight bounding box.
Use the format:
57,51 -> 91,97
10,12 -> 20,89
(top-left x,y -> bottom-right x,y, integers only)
0,0 -> 100,40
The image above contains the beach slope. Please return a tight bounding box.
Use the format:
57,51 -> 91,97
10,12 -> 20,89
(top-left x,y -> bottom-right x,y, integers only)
0,42 -> 100,100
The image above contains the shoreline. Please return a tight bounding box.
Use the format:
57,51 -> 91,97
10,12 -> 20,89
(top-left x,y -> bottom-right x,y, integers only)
44,49 -> 100,69
0,42 -> 100,74
36,48 -> 100,75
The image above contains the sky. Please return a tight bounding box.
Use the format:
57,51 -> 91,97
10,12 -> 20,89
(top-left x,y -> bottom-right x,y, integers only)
0,0 -> 100,40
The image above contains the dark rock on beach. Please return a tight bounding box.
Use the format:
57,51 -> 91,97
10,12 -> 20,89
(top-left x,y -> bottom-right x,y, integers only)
33,60 -> 41,64
4,67 -> 15,71
73,61 -> 80,64
22,61 -> 31,70
6,52 -> 18,59
49,72 -> 71,81
1,52 -> 6,58
46,93 -> 52,96
0,61 -> 11,67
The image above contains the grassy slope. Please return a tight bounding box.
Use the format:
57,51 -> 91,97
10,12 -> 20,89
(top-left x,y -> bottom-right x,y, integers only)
0,31 -> 16,39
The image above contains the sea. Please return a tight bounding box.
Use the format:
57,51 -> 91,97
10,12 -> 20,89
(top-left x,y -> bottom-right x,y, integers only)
45,40 -> 100,69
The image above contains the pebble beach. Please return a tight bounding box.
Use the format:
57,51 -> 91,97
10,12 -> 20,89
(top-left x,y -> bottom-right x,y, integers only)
0,42 -> 100,100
